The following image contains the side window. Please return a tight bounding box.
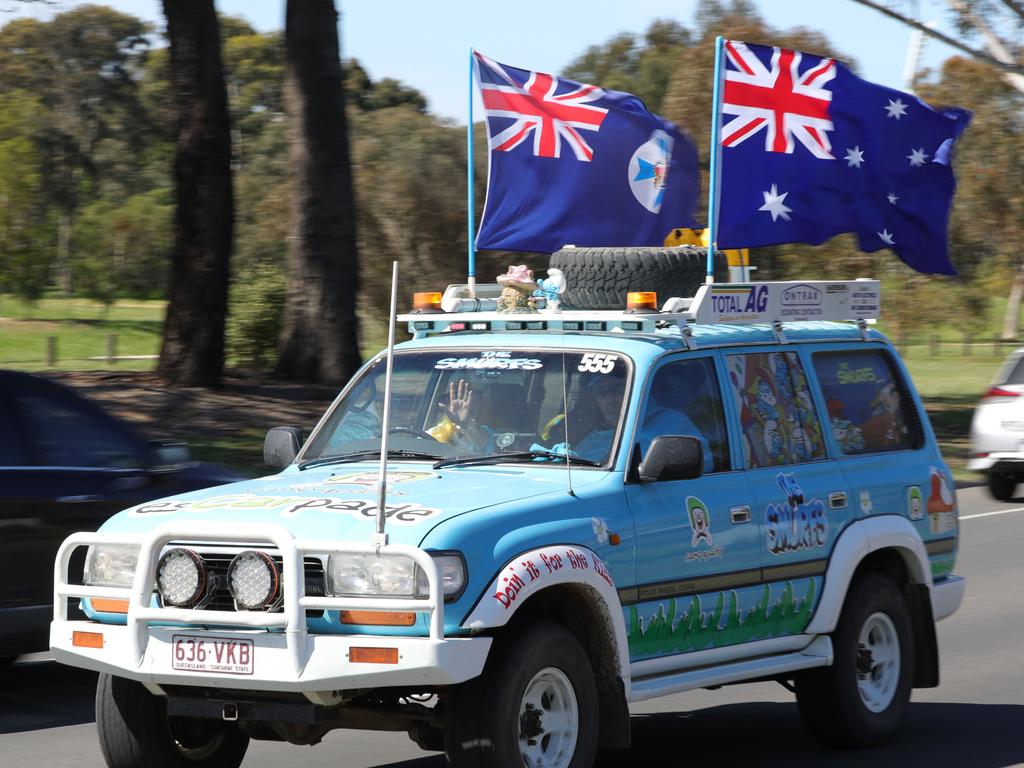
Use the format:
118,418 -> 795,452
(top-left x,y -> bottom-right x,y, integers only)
0,399 -> 30,466
726,351 -> 826,468
16,393 -> 142,468
640,358 -> 729,473
812,350 -> 919,454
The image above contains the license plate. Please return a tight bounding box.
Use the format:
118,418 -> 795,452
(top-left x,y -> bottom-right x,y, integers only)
171,634 -> 254,675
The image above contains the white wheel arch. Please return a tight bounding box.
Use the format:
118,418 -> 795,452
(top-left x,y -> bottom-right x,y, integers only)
804,515 -> 931,636
462,544 -> 631,698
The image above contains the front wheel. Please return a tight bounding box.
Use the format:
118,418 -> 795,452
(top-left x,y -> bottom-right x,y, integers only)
795,573 -> 914,748
988,472 -> 1017,501
96,673 -> 249,768
444,622 -> 598,768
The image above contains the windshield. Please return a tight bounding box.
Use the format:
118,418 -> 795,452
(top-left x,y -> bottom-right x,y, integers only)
302,348 -> 631,467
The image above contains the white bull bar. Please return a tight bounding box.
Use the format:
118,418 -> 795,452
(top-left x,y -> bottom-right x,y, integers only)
52,521 -> 452,681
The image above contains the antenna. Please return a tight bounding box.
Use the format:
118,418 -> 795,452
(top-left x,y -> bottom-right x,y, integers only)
561,331 -> 575,497
375,261 -> 400,545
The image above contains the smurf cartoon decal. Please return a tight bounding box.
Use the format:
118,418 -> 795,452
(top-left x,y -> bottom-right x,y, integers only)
906,485 -> 924,521
927,466 -> 957,533
766,473 -> 828,555
686,496 -> 724,561
728,352 -> 825,469
687,496 -> 712,547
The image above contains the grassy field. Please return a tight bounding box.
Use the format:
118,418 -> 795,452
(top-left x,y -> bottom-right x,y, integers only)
1,294 -> 1009,481
0,295 -> 164,371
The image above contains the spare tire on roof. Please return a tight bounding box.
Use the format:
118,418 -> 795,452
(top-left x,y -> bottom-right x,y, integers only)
549,246 -> 728,311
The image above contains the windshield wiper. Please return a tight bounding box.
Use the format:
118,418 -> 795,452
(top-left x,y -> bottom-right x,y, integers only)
433,450 -> 601,470
299,449 -> 443,471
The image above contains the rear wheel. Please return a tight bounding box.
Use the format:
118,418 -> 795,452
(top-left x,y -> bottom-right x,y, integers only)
795,573 -> 913,748
988,472 -> 1017,501
96,673 -> 249,768
444,622 -> 598,768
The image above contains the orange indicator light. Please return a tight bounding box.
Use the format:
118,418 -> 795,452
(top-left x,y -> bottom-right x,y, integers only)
91,598 -> 129,614
350,646 -> 399,664
72,631 -> 104,649
341,610 -> 416,626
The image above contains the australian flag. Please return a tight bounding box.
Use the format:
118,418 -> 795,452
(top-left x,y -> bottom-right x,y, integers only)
715,40 -> 971,275
474,51 -> 699,253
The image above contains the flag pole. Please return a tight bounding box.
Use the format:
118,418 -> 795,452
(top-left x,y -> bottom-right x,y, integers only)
705,36 -> 725,284
467,47 -> 477,297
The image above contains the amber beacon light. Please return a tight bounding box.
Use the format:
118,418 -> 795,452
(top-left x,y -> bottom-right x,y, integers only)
626,291 -> 659,313
412,292 -> 443,313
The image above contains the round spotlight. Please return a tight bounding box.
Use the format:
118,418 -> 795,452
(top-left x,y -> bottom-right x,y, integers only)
157,548 -> 207,608
228,550 -> 280,610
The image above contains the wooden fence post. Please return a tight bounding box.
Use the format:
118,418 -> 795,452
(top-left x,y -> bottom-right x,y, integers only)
46,336 -> 57,367
107,334 -> 118,365
993,337 -> 1001,357
963,333 -> 972,357
929,333 -> 939,357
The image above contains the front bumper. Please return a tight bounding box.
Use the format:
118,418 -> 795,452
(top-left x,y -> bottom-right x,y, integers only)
50,522 -> 491,696
50,620 -> 490,692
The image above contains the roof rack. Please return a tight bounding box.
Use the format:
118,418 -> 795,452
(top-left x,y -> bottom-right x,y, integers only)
398,279 -> 880,345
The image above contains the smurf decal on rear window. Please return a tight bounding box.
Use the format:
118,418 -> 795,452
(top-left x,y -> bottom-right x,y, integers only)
811,351 -> 917,454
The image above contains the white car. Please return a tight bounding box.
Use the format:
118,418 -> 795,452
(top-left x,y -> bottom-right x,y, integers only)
968,347 -> 1024,500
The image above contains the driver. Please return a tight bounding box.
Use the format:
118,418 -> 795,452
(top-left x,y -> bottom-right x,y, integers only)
428,379 -> 494,452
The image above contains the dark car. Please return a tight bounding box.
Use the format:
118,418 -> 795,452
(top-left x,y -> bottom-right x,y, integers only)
0,370 -> 240,661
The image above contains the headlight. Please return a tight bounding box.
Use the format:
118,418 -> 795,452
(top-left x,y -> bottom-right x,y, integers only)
328,553 -> 419,597
84,544 -> 140,588
326,552 -> 466,600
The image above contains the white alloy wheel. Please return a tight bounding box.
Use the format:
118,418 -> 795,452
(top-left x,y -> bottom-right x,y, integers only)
518,667 -> 579,768
856,611 -> 901,713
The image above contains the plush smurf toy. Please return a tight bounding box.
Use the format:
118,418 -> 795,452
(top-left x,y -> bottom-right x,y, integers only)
533,268 -> 567,312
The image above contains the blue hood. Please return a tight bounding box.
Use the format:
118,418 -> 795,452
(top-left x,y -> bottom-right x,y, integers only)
99,462 -> 604,546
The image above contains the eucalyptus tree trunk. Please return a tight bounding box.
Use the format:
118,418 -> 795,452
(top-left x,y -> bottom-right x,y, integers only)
157,0 -> 233,387
276,0 -> 361,385
1002,264 -> 1024,341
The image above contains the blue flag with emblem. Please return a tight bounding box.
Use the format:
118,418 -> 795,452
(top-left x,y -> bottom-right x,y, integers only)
473,51 -> 699,253
714,40 -> 971,275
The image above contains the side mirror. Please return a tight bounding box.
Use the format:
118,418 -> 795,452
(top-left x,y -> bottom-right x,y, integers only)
264,426 -> 303,469
638,435 -> 703,482
147,440 -> 191,471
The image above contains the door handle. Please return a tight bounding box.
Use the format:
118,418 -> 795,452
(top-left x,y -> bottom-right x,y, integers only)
730,505 -> 751,524
57,495 -> 103,503
829,492 -> 847,509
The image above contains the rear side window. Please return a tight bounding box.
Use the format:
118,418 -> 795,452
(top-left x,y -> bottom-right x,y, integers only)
812,350 -> 919,454
726,351 -> 826,468
997,353 -> 1024,385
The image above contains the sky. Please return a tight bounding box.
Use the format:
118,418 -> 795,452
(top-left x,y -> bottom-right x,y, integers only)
1,0 -> 962,123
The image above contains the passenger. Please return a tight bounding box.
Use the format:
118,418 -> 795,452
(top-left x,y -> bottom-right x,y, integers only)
639,374 -> 714,474
569,376 -> 626,463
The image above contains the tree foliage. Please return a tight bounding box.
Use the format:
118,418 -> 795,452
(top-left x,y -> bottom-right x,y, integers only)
1,1 -> 1020,357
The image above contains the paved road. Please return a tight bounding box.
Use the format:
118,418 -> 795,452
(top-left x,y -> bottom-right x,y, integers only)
2,485 -> 1022,767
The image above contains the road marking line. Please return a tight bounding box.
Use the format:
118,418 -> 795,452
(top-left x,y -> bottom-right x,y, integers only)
960,506 -> 1024,521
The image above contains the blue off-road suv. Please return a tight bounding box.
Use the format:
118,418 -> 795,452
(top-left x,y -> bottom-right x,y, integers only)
51,276 -> 963,768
